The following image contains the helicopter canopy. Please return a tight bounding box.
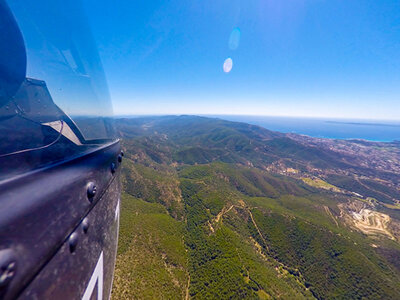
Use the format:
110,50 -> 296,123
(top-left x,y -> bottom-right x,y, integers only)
0,0 -> 116,180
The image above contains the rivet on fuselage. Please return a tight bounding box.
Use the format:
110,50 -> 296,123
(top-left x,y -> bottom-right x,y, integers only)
82,218 -> 89,234
68,233 -> 78,253
87,182 -> 97,200
0,250 -> 16,288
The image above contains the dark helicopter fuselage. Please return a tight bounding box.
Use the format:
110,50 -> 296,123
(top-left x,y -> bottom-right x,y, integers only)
0,0 -> 121,298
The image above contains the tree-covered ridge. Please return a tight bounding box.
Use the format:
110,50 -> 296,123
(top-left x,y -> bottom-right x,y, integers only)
112,116 -> 400,299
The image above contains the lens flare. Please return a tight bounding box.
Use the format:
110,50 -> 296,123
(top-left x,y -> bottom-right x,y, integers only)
229,27 -> 241,50
223,58 -> 233,73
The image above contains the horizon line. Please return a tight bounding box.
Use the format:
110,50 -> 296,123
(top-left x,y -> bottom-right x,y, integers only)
112,113 -> 400,123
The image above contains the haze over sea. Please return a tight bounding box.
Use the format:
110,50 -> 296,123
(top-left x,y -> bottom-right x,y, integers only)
209,115 -> 400,142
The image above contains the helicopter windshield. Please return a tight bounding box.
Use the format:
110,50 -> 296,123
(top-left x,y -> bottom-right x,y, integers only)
0,0 -> 115,180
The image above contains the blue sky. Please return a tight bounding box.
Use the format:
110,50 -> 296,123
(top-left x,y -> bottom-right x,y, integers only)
85,0 -> 400,120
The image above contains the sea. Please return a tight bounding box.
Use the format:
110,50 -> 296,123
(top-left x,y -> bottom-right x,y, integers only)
210,115 -> 400,142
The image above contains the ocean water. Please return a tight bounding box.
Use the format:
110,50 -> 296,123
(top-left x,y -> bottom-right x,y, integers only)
211,115 -> 400,142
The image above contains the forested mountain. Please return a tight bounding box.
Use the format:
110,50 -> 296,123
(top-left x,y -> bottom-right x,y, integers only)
112,116 -> 400,299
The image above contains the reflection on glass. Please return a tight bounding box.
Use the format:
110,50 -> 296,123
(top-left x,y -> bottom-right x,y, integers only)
0,0 -> 116,180
8,0 -> 114,140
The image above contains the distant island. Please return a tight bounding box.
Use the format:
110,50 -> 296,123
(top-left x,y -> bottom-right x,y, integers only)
112,115 -> 400,300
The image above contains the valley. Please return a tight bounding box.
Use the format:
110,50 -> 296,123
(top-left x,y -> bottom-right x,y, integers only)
112,116 -> 400,299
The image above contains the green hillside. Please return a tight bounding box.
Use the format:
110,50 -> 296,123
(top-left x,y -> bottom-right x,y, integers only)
112,116 -> 400,299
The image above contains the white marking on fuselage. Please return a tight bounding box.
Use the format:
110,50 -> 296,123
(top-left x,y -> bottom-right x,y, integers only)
115,199 -> 120,222
82,251 -> 103,300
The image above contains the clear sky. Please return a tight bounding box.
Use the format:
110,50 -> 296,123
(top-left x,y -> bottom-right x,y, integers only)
85,0 -> 400,120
